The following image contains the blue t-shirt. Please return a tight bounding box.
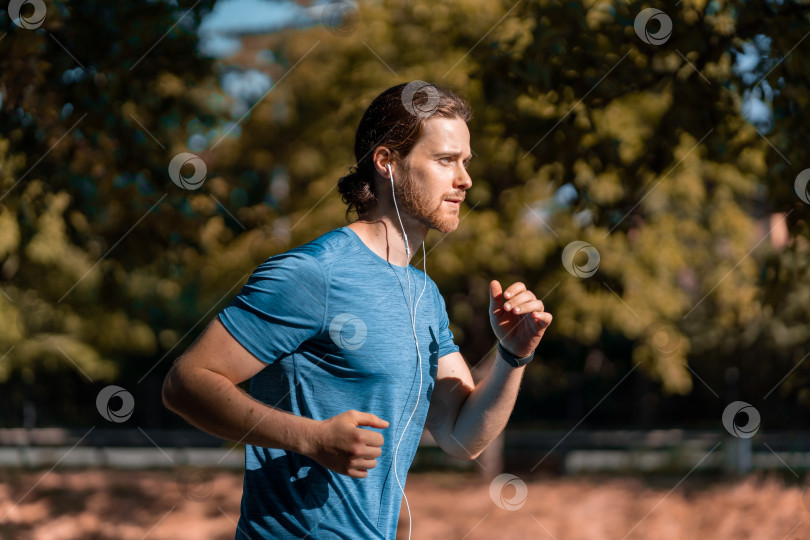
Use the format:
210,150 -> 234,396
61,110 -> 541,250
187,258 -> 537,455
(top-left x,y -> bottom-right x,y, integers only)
217,226 -> 459,539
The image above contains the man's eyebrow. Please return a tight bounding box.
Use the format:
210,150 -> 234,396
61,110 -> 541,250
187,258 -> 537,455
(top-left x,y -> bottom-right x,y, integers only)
434,151 -> 474,161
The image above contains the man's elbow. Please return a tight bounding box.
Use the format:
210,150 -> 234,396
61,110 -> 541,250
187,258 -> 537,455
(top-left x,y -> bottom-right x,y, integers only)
161,368 -> 183,414
451,447 -> 485,461
442,439 -> 486,461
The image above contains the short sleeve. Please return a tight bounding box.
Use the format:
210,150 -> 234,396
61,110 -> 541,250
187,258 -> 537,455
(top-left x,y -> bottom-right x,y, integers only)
218,251 -> 327,364
432,282 -> 460,358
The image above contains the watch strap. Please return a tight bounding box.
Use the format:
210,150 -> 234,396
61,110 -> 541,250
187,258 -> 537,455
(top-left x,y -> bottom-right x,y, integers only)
497,341 -> 535,367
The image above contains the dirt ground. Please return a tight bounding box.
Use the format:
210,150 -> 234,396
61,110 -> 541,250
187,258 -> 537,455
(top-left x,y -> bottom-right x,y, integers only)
0,468 -> 808,539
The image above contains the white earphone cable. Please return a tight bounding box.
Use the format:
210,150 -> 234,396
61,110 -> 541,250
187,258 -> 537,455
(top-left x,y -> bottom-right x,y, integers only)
387,163 -> 427,540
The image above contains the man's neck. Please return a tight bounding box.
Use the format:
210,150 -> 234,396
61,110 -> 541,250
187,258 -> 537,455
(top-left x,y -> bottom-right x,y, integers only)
347,217 -> 427,267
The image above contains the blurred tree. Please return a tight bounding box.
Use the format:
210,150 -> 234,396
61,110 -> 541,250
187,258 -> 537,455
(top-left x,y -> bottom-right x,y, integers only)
0,0 -> 226,425
2,0 -> 809,429
206,0 -> 810,423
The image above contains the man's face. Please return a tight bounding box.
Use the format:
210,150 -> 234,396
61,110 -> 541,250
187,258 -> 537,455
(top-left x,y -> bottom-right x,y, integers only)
394,116 -> 473,234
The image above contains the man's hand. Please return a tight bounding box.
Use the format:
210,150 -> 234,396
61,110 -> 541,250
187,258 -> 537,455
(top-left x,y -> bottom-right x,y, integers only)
489,280 -> 553,357
306,410 -> 389,479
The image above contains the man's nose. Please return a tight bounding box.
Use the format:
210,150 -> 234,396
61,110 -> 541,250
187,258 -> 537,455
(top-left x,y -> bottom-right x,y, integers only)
456,165 -> 472,190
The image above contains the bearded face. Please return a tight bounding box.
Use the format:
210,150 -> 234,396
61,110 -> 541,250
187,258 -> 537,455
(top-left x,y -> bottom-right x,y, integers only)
390,116 -> 472,234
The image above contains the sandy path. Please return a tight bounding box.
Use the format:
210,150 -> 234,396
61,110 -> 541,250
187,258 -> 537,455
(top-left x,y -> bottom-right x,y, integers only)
0,469 -> 807,539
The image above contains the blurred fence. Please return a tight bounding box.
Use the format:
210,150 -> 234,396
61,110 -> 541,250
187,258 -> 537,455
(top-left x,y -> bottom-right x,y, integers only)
1,428 -> 808,478
0,428 -> 243,469
502,429 -> 810,476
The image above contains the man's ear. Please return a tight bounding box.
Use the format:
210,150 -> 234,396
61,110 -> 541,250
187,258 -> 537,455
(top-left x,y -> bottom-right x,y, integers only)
372,146 -> 394,178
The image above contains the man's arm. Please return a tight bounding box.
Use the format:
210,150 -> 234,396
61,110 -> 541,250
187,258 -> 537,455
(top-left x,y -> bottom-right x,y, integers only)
161,318 -> 315,452
162,318 -> 389,478
425,280 -> 552,460
425,350 -> 524,460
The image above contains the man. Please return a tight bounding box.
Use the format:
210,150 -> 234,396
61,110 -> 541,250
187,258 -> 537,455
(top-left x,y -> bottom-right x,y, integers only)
162,81 -> 553,539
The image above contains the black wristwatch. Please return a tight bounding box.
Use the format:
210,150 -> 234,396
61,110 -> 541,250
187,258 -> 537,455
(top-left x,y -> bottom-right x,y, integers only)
497,342 -> 535,367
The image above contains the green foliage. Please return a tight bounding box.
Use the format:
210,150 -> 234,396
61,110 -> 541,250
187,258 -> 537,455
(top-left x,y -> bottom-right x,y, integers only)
0,1 -> 221,405
2,0 -> 810,425
218,0 -> 810,399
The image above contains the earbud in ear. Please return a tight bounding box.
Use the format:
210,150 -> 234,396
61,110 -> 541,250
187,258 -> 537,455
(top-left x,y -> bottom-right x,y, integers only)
386,163 -> 392,178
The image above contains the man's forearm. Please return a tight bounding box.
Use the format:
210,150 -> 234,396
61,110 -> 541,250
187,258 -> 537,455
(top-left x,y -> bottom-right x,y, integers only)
162,366 -> 319,455
451,351 -> 525,459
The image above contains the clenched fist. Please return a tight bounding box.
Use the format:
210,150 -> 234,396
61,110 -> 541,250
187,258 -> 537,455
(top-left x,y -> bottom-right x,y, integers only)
306,410 -> 389,478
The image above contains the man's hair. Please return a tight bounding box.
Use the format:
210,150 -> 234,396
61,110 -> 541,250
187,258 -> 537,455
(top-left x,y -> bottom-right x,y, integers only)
337,81 -> 472,221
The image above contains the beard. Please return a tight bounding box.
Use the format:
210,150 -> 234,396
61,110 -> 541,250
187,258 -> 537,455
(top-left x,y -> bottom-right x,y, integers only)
393,166 -> 460,234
